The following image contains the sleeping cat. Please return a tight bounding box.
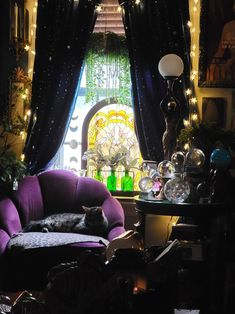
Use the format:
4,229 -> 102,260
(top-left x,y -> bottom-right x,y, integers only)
22,206 -> 109,237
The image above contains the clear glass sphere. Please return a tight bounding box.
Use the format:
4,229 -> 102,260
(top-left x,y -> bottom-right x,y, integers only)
164,177 -> 190,203
157,160 -> 175,178
138,176 -> 154,192
171,151 -> 185,172
185,148 -> 205,168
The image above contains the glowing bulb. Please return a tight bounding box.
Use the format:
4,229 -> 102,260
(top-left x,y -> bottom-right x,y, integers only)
184,143 -> 190,151
191,97 -> 197,104
26,110 -> 31,116
187,21 -> 192,27
192,44 -> 196,51
193,6 -> 197,12
135,0 -> 141,4
96,5 -> 102,12
21,154 -> 25,161
22,94 -> 27,100
183,119 -> 190,127
24,44 -> 30,51
191,113 -> 198,121
33,7 -> 37,13
117,6 -> 122,12
186,89 -> 192,95
31,50 -> 36,55
191,27 -> 196,33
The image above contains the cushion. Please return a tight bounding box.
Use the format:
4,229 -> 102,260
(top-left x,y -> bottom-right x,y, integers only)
7,232 -> 109,252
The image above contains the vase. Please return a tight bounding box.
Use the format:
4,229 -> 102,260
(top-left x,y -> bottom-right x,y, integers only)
94,169 -> 104,182
107,170 -> 117,191
121,170 -> 134,192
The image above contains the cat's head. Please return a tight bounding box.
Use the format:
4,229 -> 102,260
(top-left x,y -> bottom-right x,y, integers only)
82,206 -> 104,218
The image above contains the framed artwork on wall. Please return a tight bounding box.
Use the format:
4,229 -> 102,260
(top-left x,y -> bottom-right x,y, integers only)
198,0 -> 235,88
202,97 -> 226,128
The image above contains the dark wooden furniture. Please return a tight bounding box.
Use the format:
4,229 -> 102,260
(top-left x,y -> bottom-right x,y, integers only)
134,196 -> 233,314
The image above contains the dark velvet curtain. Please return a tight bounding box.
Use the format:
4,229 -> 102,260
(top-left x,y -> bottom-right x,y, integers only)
119,0 -> 190,162
24,0 -> 101,174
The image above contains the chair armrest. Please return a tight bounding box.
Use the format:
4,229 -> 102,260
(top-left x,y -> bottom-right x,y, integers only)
107,226 -> 126,242
0,229 -> 10,256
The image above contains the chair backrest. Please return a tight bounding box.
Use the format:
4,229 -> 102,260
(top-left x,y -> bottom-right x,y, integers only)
11,169 -> 125,230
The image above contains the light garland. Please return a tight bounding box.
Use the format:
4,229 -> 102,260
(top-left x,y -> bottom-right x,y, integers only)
185,0 -> 200,127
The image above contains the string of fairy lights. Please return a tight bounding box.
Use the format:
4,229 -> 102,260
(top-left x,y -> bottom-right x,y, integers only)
19,0 -> 38,161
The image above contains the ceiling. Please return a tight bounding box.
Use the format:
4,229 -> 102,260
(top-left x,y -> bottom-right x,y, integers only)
94,0 -> 125,35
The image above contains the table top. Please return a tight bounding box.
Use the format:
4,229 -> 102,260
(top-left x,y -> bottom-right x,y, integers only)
134,196 -> 229,217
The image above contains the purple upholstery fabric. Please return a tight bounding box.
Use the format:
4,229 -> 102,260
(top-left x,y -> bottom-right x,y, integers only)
0,198 -> 22,237
0,229 -> 10,255
11,176 -> 44,226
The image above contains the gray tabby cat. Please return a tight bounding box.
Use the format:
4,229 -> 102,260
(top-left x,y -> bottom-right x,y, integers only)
22,206 -> 109,237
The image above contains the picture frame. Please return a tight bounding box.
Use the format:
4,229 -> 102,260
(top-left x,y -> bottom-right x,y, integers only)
202,97 -> 226,128
198,0 -> 235,88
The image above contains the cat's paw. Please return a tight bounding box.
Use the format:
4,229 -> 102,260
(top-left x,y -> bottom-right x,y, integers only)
42,227 -> 49,233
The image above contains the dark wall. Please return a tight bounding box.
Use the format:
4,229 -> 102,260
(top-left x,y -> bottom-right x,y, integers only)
0,0 -> 17,113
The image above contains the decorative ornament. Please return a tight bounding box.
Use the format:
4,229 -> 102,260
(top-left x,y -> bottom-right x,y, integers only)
185,148 -> 205,168
164,177 -> 190,204
210,148 -> 232,169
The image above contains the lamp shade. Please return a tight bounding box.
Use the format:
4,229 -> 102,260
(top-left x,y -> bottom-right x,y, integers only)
158,54 -> 184,78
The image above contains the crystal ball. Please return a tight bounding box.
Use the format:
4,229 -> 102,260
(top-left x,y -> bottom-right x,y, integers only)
138,176 -> 154,192
210,148 -> 232,169
157,160 -> 175,178
185,148 -> 205,168
164,177 -> 190,203
171,151 -> 185,172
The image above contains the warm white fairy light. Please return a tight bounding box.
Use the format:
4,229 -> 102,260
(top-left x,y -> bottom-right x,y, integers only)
186,89 -> 192,96
187,21 -> 192,28
20,154 -> 25,161
191,97 -> 197,105
192,113 -> 198,121
183,119 -> 191,127
135,0 -> 141,4
184,143 -> 190,151
96,5 -> 102,12
117,6 -> 122,12
24,44 -> 30,51
26,109 -> 31,116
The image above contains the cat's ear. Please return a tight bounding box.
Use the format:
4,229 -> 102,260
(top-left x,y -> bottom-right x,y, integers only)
82,206 -> 90,213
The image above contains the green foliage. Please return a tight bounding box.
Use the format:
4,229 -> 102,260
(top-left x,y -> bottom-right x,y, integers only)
178,122 -> 235,163
0,104 -> 28,189
85,32 -> 131,106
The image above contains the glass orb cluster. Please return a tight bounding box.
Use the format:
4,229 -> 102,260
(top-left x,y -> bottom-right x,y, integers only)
139,148 -> 206,204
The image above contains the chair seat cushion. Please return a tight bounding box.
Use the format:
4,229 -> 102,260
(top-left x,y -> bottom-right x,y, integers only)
7,232 -> 109,252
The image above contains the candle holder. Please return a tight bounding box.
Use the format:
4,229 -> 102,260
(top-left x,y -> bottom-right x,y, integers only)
10,1 -> 30,61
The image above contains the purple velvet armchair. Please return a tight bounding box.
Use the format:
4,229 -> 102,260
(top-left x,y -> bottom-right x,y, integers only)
0,169 -> 125,291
